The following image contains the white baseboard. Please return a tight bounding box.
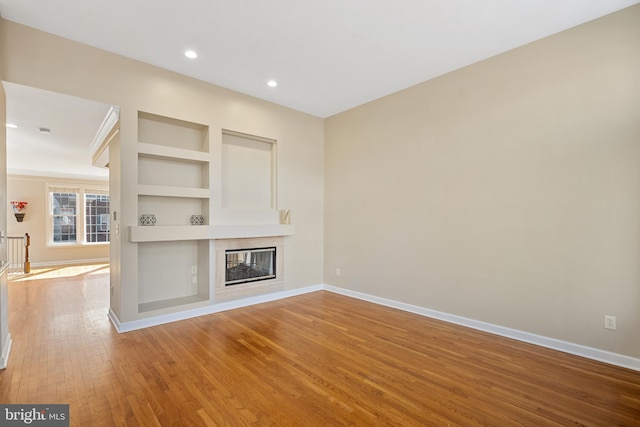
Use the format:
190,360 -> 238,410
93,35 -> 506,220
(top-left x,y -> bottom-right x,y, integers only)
324,285 -> 640,372
32,258 -> 110,268
109,285 -> 324,333
0,333 -> 12,370
107,308 -> 122,332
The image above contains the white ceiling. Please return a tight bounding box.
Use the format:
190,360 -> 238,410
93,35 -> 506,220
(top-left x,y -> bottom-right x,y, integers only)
4,82 -> 111,180
1,0 -> 639,178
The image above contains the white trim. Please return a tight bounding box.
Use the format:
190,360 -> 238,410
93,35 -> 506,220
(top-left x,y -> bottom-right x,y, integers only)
89,105 -> 120,167
8,174 -> 108,184
44,242 -> 110,249
89,105 -> 120,154
31,258 -> 110,268
109,285 -> 323,333
0,333 -> 12,369
324,285 -> 640,372
8,169 -> 108,181
108,308 -> 122,332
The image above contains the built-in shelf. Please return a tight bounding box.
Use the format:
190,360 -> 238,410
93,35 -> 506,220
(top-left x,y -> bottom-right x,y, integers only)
136,111 -> 211,316
137,184 -> 210,198
138,111 -> 208,152
138,142 -> 210,163
129,224 -> 295,242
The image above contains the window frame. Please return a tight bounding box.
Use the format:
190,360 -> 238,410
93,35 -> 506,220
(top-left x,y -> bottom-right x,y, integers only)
46,183 -> 110,247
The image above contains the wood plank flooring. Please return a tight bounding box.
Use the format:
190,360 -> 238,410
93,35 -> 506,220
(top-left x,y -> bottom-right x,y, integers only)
1,266 -> 639,426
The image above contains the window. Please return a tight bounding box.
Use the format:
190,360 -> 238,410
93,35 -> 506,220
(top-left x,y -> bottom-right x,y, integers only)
85,193 -> 110,243
52,192 -> 78,243
48,184 -> 109,245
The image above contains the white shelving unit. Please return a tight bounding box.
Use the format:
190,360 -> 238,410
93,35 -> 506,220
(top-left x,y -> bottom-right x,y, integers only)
136,111 -> 211,314
133,113 -> 296,319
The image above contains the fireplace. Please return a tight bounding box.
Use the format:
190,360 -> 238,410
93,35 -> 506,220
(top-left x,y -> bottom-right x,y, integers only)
215,237 -> 285,302
225,247 -> 276,286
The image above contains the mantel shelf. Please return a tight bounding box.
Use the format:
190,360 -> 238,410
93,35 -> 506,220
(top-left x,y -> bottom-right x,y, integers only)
129,224 -> 295,242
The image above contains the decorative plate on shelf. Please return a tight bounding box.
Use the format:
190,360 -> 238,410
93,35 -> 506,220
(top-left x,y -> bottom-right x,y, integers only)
140,214 -> 157,226
190,215 -> 204,225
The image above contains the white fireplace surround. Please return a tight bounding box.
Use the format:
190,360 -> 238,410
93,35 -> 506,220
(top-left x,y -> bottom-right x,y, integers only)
215,237 -> 285,302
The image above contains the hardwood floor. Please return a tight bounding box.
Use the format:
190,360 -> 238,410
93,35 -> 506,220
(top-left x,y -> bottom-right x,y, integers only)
1,266 -> 639,426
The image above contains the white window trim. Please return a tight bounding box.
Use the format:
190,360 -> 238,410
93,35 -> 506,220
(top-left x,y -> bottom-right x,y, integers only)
46,183 -> 110,247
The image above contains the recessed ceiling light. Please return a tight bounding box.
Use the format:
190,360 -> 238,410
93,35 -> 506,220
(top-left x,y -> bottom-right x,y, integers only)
185,50 -> 198,59
267,80 -> 278,87
6,123 -> 17,128
39,127 -> 51,134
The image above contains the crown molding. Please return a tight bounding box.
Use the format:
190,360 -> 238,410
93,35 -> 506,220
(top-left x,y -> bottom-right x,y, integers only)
90,105 -> 120,168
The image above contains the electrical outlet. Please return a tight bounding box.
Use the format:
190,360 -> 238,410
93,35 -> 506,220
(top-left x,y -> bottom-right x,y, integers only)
192,275 -> 198,285
604,315 -> 616,330
191,266 -> 197,274
336,268 -> 341,276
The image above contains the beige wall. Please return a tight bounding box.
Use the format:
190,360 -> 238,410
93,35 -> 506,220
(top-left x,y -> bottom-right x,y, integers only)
7,175 -> 110,265
0,20 -> 325,322
325,6 -> 640,358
